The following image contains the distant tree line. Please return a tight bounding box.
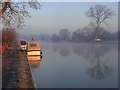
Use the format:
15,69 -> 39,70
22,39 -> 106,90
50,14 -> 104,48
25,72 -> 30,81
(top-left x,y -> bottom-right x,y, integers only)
51,27 -> 118,42
19,27 -> 118,43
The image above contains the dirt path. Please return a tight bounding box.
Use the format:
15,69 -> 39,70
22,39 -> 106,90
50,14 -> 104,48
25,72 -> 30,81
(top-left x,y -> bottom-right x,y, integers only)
2,51 -> 35,89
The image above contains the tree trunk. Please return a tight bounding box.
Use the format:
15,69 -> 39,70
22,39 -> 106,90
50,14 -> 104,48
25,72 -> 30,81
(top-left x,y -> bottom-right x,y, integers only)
95,25 -> 99,39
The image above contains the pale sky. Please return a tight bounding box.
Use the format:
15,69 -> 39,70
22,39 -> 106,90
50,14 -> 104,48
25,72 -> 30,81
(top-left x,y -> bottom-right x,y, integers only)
18,2 -> 118,35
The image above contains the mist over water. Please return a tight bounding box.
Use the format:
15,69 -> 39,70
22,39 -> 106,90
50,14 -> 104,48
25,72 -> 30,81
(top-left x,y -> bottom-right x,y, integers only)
30,42 -> 118,88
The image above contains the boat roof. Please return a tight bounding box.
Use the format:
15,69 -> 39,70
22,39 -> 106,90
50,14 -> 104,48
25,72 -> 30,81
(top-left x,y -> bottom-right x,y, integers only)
28,41 -> 40,44
27,41 -> 41,50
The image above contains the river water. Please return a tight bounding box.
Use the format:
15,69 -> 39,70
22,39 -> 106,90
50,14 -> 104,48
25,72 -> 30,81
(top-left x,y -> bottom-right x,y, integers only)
29,42 -> 118,88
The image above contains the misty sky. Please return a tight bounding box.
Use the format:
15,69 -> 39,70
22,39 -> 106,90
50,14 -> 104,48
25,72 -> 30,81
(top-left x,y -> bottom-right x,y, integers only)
18,2 -> 118,35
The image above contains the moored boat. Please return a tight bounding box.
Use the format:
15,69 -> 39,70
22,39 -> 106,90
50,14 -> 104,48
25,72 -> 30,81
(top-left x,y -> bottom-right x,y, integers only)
27,41 -> 42,56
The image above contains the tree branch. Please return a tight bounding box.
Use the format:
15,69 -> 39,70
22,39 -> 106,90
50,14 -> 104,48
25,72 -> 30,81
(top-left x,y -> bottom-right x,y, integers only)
0,0 -> 11,17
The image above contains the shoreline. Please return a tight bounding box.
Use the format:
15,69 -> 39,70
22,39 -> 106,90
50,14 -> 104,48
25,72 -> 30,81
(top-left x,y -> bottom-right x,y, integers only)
2,51 -> 36,89
28,60 -> 37,88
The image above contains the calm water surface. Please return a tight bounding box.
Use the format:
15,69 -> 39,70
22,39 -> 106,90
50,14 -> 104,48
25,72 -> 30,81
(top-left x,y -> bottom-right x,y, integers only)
29,43 -> 118,88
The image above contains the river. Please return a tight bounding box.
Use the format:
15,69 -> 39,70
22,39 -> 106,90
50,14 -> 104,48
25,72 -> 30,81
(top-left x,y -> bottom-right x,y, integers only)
29,42 -> 118,88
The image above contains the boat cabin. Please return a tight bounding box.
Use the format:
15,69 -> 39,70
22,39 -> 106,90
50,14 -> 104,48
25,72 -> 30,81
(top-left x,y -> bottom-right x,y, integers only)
27,42 -> 42,56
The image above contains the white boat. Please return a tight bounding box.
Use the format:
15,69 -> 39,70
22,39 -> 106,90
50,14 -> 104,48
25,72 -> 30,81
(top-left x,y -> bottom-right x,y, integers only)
94,39 -> 101,42
27,41 -> 42,56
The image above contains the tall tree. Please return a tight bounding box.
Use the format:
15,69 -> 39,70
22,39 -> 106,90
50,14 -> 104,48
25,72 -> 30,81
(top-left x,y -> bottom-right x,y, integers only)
86,4 -> 114,39
59,29 -> 71,41
51,34 -> 60,42
0,0 -> 41,29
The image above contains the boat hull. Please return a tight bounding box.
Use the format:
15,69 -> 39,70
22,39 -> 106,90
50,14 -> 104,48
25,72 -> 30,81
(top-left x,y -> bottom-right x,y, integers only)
27,50 -> 42,56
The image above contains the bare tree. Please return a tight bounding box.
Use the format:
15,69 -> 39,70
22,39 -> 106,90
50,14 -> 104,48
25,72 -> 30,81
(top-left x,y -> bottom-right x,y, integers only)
0,0 -> 41,29
86,4 -> 115,39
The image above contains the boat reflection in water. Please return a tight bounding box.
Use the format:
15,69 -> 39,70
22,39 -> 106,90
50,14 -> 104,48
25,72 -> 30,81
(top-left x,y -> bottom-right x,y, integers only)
27,56 -> 42,70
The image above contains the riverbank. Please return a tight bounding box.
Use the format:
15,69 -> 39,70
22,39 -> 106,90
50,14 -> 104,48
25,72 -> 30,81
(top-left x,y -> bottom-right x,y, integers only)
2,51 -> 36,89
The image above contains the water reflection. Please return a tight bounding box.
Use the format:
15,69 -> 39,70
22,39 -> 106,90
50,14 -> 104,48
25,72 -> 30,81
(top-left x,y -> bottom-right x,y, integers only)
52,43 -> 110,57
86,43 -> 114,80
52,44 -> 60,53
52,44 -> 71,57
27,56 -> 42,71
52,43 -> 116,80
72,43 -> 115,80
74,44 -> 95,57
86,44 -> 110,61
31,43 -> 117,88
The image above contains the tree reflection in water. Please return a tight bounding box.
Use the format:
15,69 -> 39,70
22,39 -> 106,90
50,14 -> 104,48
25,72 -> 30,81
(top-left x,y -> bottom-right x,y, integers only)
59,46 -> 71,57
71,43 -> 115,79
72,43 -> 86,56
52,44 -> 60,53
52,43 -> 116,80
85,43 -> 115,80
52,43 -> 71,57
